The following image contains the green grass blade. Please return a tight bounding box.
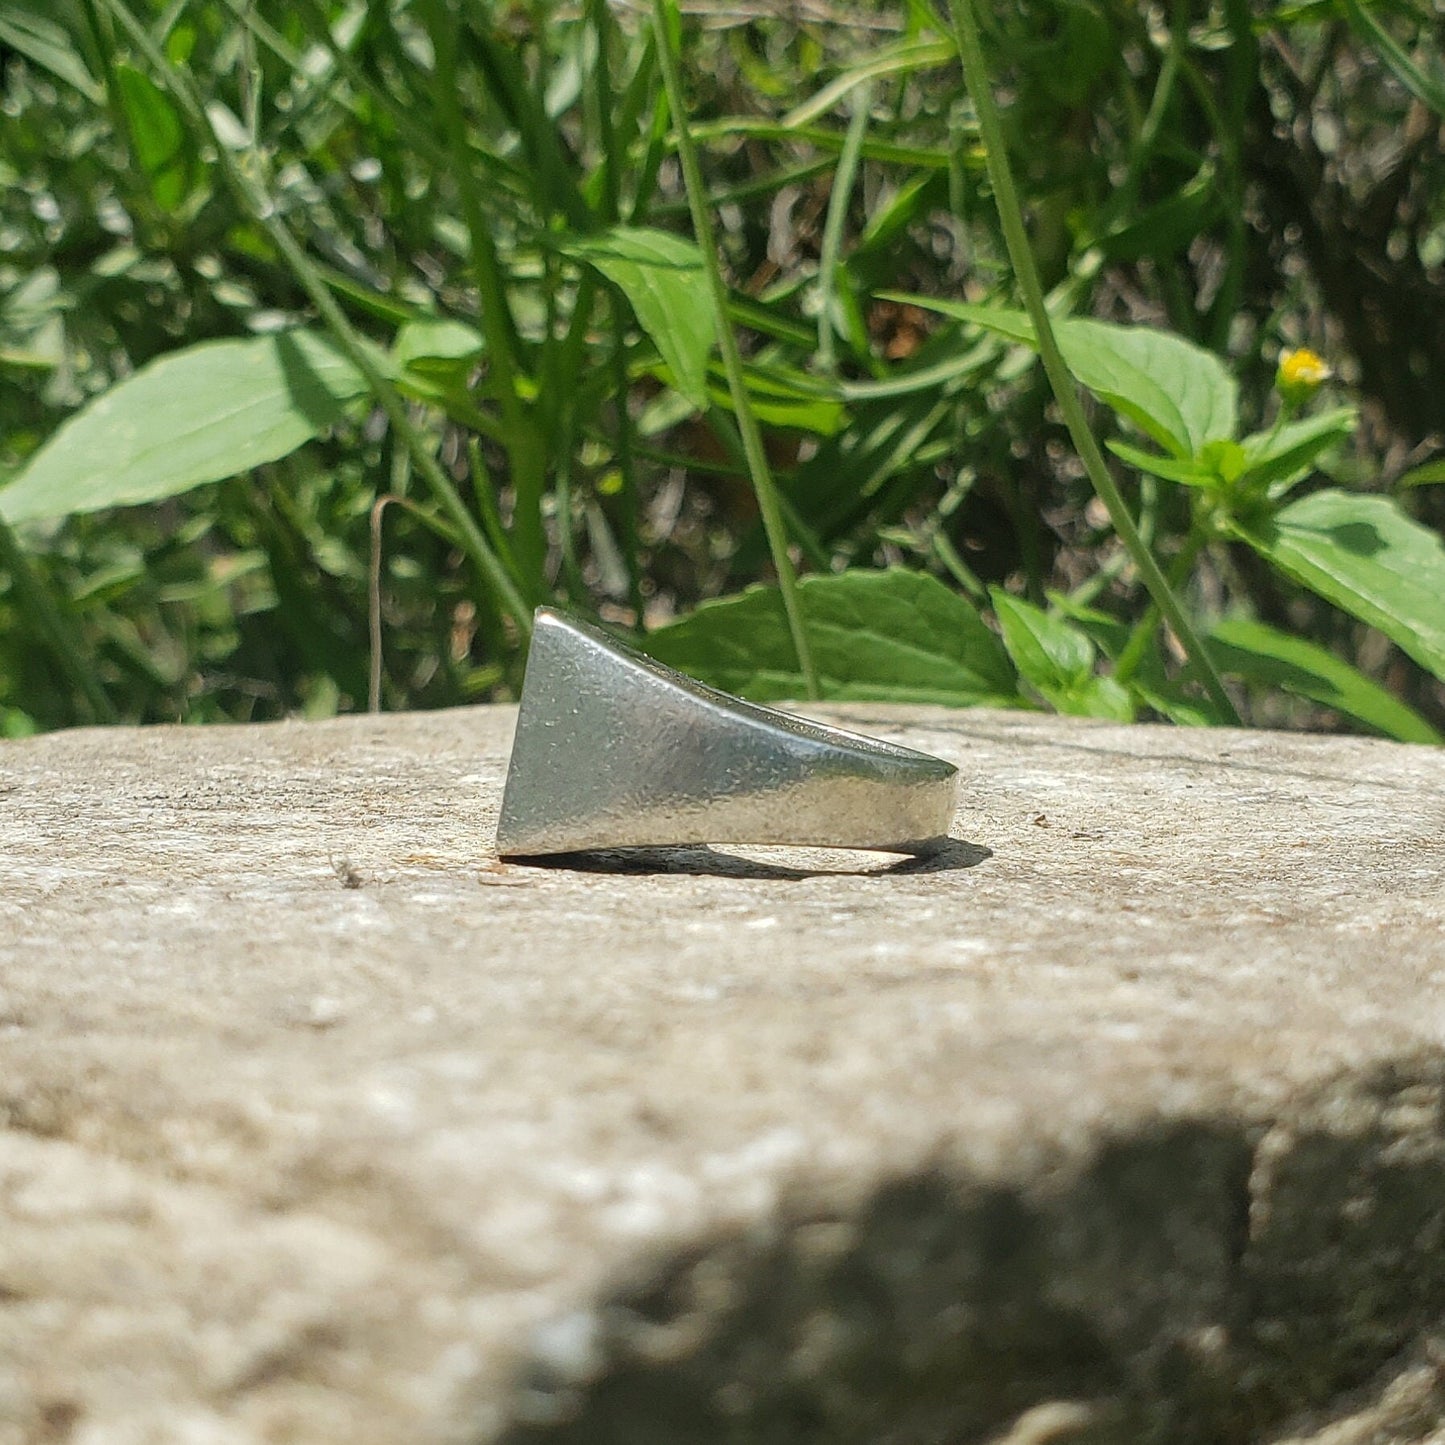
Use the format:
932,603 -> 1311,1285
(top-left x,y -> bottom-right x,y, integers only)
816,83 -> 871,375
650,0 -> 818,699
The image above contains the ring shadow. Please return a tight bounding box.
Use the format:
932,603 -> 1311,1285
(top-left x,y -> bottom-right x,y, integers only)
507,837 -> 992,880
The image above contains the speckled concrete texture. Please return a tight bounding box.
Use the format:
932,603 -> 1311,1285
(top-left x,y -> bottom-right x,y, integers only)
1,705 -> 1444,1444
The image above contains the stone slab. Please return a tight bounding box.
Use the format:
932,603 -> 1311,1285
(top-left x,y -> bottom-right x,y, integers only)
1,705 -> 1444,1444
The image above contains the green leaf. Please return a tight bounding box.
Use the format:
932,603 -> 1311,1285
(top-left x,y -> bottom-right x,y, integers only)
1,706 -> 41,739
1046,590 -> 1130,658
990,590 -> 1093,686
1131,680 -> 1230,728
641,568 -> 1019,705
788,387 -> 957,536
1340,0 -> 1445,116
1208,617 -> 1441,745
731,390 -> 846,436
780,37 -> 956,128
1236,489 -> 1445,683
1198,439 -> 1248,486
1116,410 -> 1356,498
392,318 -> 486,383
855,170 -> 939,258
990,590 -> 1136,720
1238,407 -> 1357,495
1061,674 -> 1136,722
1398,459 -> 1445,489
113,62 -> 198,213
0,2 -> 102,102
1094,162 -> 1223,263
561,227 -> 716,411
711,363 -> 846,437
0,331 -> 373,524
1124,639 -> 1235,727
881,296 -> 1238,458
1107,440 -> 1216,488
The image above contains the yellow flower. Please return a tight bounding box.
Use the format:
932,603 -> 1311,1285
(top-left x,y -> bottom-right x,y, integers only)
1275,347 -> 1333,405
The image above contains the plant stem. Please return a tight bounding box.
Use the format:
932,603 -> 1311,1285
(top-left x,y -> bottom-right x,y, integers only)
1210,0 -> 1254,353
466,438 -> 523,589
0,519 -> 117,723
589,0 -> 646,623
1113,526 -> 1209,684
606,296 -> 647,624
423,0 -> 547,593
650,0 -> 819,699
1112,0 -> 1185,215
947,0 -> 1239,723
100,0 -> 532,645
587,0 -> 622,224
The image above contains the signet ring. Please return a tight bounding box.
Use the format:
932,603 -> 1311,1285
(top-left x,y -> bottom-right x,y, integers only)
494,609 -> 960,859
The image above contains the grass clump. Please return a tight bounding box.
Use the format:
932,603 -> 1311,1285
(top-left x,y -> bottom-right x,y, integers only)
1,0 -> 1442,740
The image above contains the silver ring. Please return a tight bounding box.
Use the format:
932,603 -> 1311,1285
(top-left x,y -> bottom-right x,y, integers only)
495,609 -> 959,859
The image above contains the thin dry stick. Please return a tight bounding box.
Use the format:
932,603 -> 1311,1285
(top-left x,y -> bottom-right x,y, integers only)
368,493 -> 440,713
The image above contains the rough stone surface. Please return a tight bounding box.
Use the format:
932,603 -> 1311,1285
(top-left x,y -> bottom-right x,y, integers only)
1,704 -> 1444,1445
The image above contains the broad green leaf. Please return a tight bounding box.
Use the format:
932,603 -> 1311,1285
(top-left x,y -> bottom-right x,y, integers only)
1208,617 -> 1441,745
113,62 -> 197,213
390,319 -> 492,429
881,296 -> 1238,458
642,568 -> 1019,705
991,589 -> 1136,720
0,331 -> 372,524
561,227 -> 715,411
1238,407 -> 1357,495
1236,489 -> 1445,683
990,590 -> 1093,686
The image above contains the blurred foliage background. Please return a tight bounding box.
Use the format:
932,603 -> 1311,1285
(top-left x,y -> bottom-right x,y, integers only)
0,0 -> 1442,738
